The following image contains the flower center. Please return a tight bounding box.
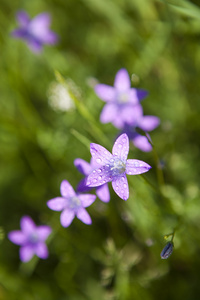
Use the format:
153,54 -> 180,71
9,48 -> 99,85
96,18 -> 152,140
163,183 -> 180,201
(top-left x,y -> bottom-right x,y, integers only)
69,196 -> 81,210
117,92 -> 129,103
28,232 -> 39,245
110,159 -> 126,176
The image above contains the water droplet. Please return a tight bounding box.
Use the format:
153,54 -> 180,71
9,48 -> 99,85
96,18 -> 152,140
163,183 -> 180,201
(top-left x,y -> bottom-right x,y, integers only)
97,169 -> 102,173
123,183 -> 127,188
93,170 -> 96,174
110,158 -> 114,163
96,158 -> 102,164
122,138 -> 126,143
116,186 -> 119,190
93,179 -> 97,183
118,143 -> 122,148
98,175 -> 102,180
121,176 -> 125,181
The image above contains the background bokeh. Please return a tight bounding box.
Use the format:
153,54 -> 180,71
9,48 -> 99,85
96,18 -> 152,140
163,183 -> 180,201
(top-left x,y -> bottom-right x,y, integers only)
1,0 -> 200,299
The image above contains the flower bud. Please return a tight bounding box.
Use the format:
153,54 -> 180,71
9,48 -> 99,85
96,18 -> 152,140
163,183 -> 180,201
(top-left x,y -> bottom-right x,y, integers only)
160,242 -> 173,259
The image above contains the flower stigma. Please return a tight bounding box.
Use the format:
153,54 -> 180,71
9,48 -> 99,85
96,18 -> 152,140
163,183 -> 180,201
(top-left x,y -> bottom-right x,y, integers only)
110,159 -> 126,176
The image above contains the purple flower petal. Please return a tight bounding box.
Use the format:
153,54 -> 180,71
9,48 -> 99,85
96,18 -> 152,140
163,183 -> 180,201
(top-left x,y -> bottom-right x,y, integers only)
114,69 -> 130,91
132,135 -> 152,152
20,216 -> 35,235
16,11 -> 30,27
76,208 -> 92,225
90,143 -> 112,165
136,89 -> 148,101
29,13 -> 51,38
36,226 -> 52,241
137,116 -> 160,132
27,39 -> 43,53
86,165 -> 112,187
78,194 -> 96,207
8,231 -> 26,245
74,158 -> 91,175
47,197 -> 66,211
60,208 -> 75,227
100,103 -> 118,124
11,28 -> 27,39
35,242 -> 49,259
96,184 -> 110,202
60,180 -> 76,198
112,174 -> 129,200
95,84 -> 116,102
76,178 -> 91,193
112,133 -> 129,161
20,245 -> 34,262
126,159 -> 151,175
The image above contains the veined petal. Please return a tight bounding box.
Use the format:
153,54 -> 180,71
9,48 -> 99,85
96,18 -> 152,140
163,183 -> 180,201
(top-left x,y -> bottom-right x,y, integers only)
137,116 -> 160,132
86,165 -> 112,187
114,69 -> 130,91
35,243 -> 49,259
20,245 -> 34,262
60,180 -> 76,198
95,84 -> 116,102
76,208 -> 92,225
100,103 -> 118,124
36,226 -> 52,241
20,216 -> 35,235
8,230 -> 26,245
74,158 -> 91,175
112,174 -> 129,200
60,209 -> 75,227
78,194 -> 96,207
126,159 -> 151,175
47,197 -> 66,211
132,135 -> 152,152
112,133 -> 129,161
96,184 -> 110,202
90,143 -> 112,165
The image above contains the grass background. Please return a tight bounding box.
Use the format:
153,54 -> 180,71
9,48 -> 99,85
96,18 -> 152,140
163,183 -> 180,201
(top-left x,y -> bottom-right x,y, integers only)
1,0 -> 200,299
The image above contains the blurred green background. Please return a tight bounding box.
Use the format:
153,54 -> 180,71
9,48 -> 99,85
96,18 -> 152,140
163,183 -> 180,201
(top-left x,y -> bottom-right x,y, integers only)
1,0 -> 200,299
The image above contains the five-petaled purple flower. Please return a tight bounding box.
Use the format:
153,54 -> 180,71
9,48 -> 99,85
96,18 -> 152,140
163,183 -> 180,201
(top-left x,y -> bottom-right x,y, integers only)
95,68 -> 148,129
86,133 -> 151,200
12,11 -> 58,53
47,180 -> 96,227
8,216 -> 51,262
74,158 -> 110,203
121,105 -> 160,152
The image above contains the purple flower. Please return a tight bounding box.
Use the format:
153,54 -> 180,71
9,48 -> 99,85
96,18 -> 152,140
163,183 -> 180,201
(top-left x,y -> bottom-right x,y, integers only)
74,158 -> 110,203
8,216 -> 51,262
121,105 -> 160,152
86,133 -> 151,201
47,180 -> 96,227
12,11 -> 58,53
95,68 -> 148,128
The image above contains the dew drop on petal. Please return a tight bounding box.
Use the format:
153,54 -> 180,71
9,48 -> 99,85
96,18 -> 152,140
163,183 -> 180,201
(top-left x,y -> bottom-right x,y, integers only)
121,176 -> 125,181
122,138 -> 126,143
123,183 -> 127,188
97,169 -> 102,173
118,143 -> 122,148
96,158 -> 102,164
93,179 -> 97,183
98,175 -> 102,180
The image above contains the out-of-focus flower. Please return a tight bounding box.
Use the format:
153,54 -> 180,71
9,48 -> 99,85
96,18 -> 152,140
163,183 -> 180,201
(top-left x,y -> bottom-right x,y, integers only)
94,68 -> 148,128
86,134 -> 151,201
47,180 -> 96,227
74,158 -> 110,203
120,105 -> 160,152
48,81 -> 75,112
8,216 -> 51,262
160,242 -> 173,259
12,10 -> 58,53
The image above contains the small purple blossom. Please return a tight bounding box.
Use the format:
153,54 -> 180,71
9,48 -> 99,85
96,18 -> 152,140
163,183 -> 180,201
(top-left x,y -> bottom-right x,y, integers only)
95,68 -> 148,128
86,133 -> 151,201
160,242 -> 173,259
74,158 -> 110,203
47,180 -> 96,227
8,216 -> 51,262
121,105 -> 160,152
12,11 -> 58,53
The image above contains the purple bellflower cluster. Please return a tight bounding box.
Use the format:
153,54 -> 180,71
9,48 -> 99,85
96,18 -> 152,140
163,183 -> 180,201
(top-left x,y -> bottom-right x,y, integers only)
12,11 -> 58,53
95,68 -> 160,151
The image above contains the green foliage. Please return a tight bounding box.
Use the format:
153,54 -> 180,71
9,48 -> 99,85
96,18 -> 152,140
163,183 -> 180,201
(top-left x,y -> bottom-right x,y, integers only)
1,0 -> 200,299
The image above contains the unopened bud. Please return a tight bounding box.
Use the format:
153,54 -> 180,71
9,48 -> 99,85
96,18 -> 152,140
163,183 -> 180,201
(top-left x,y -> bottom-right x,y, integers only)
160,242 -> 173,259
